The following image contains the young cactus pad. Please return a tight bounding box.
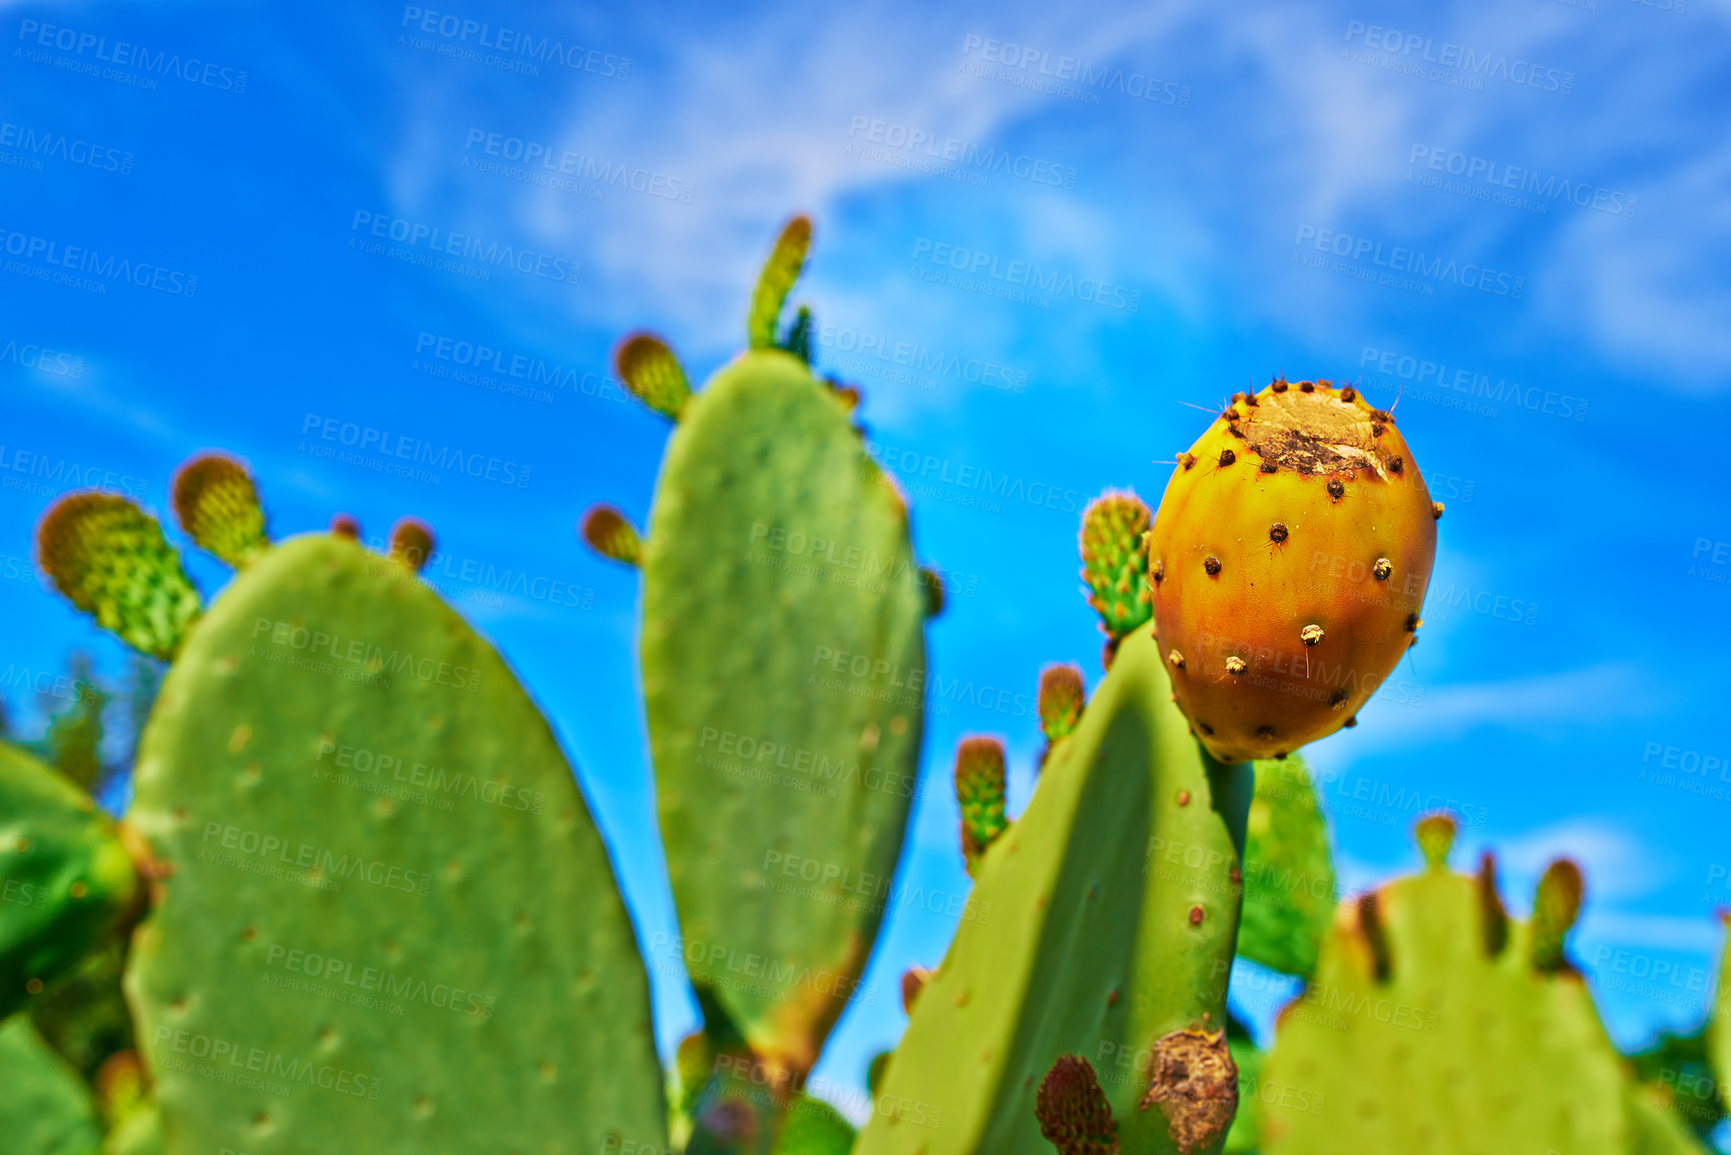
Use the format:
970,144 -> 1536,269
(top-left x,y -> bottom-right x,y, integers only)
0,1015 -> 103,1155
1259,816 -> 1699,1154
122,530 -> 665,1152
1147,380 -> 1437,763
856,626 -> 1252,1155
640,347 -> 926,1076
0,741 -> 140,1020
1236,756 -> 1336,979
1079,491 -> 1153,653
172,453 -> 269,568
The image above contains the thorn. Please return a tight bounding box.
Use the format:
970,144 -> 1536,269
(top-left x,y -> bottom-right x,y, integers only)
1224,656 -> 1246,675
1432,501 -> 1445,520
1218,449 -> 1235,467
1373,558 -> 1392,581
1327,479 -> 1345,501
1389,456 -> 1404,474
1340,387 -> 1357,402
1300,624 -> 1323,646
1269,523 -> 1288,544
1168,649 -> 1185,670
1300,382 -> 1315,393
1203,556 -> 1221,576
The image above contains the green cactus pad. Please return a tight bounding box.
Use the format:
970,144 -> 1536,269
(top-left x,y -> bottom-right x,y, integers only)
856,626 -> 1252,1155
1236,757 -> 1335,979
1079,492 -> 1152,643
103,1102 -> 165,1155
1712,915 -> 1730,1119
0,1014 -> 102,1155
616,332 -> 693,419
37,494 -> 202,660
955,736 -> 1009,877
123,533 -> 665,1153
771,1094 -> 857,1154
1259,822 -> 1672,1154
748,215 -> 813,350
172,454 -> 269,568
642,348 -> 925,1074
0,741 -> 140,1019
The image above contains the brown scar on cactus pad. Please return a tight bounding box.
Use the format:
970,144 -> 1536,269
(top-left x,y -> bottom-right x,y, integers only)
1137,1028 -> 1237,1155
1146,377 -> 1438,762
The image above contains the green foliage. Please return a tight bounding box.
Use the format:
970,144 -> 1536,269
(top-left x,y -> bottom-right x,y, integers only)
0,1014 -> 102,1155
857,626 -> 1252,1155
1236,757 -> 1335,980
0,741 -> 139,1021
1258,817 -> 1707,1154
28,936 -> 135,1088
120,531 -> 665,1152
771,1094 -> 857,1155
1627,1022 -> 1726,1142
39,654 -> 109,795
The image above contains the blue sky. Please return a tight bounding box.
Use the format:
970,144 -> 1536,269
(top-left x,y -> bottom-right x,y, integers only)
3,0 -> 1729,1123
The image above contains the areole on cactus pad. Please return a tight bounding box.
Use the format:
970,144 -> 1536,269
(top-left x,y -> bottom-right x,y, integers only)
1147,378 -> 1439,763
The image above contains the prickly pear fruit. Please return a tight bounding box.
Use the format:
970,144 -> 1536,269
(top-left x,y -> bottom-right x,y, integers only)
172,454 -> 269,568
1080,492 -> 1153,660
1036,1055 -> 1119,1155
1038,665 -> 1086,747
1146,379 -> 1437,762
581,504 -> 643,567
387,517 -> 434,572
954,736 -> 1009,876
37,494 -> 202,660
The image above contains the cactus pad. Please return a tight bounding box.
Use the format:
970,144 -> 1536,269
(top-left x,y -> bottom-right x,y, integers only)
37,494 -> 202,660
0,741 -> 140,1019
1236,756 -> 1335,979
748,215 -> 813,351
1146,380 -> 1437,763
172,454 -> 269,568
123,532 -> 665,1153
856,626 -> 1251,1155
641,346 -> 925,1076
616,332 -> 693,419
582,505 -> 644,568
1038,665 -> 1086,747
0,1014 -> 102,1154
1259,817 -> 1676,1154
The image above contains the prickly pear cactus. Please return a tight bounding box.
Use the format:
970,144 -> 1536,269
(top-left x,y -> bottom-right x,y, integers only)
0,1014 -> 103,1154
1146,379 -> 1438,763
1236,756 -> 1335,979
1079,492 -> 1153,667
0,741 -> 140,1019
856,626 -> 1252,1155
1259,815 -> 1703,1154
602,216 -> 928,1093
39,466 -> 667,1153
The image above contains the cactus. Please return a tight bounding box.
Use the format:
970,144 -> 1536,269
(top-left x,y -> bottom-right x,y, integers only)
0,741 -> 140,1020
35,459 -> 667,1153
856,622 -> 1251,1155
171,454 -> 268,568
588,213 -> 928,1148
0,1013 -> 103,1154
1079,492 -> 1153,666
1146,379 -> 1437,763
1037,665 -> 1086,754
1236,756 -> 1335,979
1258,815 -> 1706,1153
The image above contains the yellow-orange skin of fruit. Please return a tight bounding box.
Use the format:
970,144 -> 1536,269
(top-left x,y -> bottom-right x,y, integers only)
1146,380 -> 1437,763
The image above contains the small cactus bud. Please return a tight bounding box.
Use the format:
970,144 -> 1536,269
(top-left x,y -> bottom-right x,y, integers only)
1357,892 -> 1392,982
1433,501 -> 1445,519
1530,859 -> 1584,974
329,514 -> 361,539
614,332 -> 692,419
389,518 -> 435,573
1415,813 -> 1456,869
37,493 -> 201,660
1035,1055 -> 1118,1155
1478,851 -> 1509,958
866,1050 -> 892,1096
748,214 -> 813,351
782,303 -> 814,364
171,453 -> 268,567
1038,664 -> 1086,746
581,505 -> 643,568
900,965 -> 932,1013
920,566 -> 945,619
1079,491 -> 1153,642
954,737 -> 1008,876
